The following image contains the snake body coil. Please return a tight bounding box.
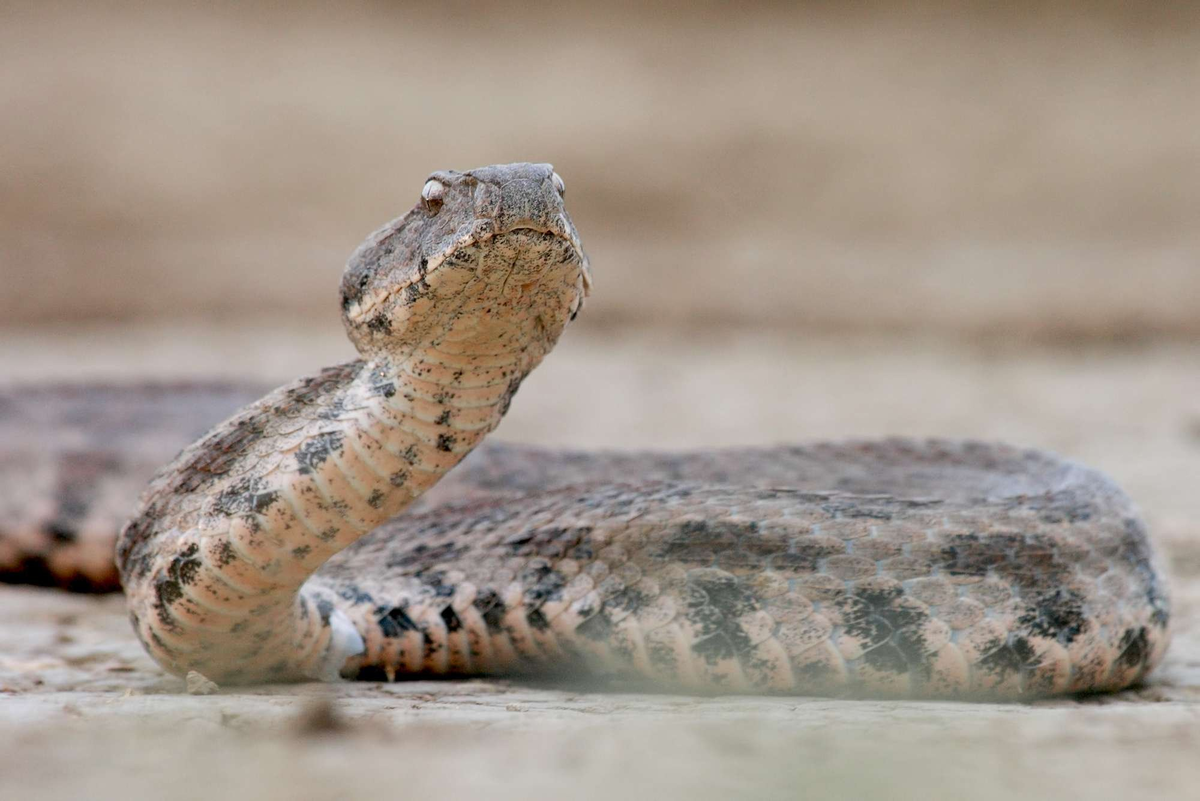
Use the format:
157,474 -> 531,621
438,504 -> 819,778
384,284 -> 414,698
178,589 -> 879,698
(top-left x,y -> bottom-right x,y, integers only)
36,163 -> 1174,696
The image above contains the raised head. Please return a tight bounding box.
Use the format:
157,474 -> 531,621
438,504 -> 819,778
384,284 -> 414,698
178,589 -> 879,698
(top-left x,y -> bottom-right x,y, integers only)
340,163 -> 590,360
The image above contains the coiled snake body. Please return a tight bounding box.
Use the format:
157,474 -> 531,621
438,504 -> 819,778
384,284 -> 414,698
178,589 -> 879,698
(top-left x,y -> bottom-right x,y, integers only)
1,164 -> 1171,698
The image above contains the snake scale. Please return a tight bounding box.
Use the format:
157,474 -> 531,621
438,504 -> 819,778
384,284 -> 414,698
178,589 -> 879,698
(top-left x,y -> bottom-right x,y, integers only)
0,163 -> 1170,698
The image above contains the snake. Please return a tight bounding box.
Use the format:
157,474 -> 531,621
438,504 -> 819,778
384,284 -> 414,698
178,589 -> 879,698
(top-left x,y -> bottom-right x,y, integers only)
0,163 -> 1170,698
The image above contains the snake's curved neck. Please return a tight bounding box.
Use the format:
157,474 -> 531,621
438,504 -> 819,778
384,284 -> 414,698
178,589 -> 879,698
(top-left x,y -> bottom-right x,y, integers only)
131,326 -> 536,682
119,163 -> 585,684
282,336 -> 532,572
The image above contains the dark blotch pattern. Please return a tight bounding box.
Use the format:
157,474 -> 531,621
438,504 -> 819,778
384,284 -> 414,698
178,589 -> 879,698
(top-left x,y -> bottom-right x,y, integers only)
1017,588 -> 1087,644
366,313 -> 392,335
296,431 -> 345,475
440,605 -> 463,633
683,571 -> 759,665
474,590 -> 507,633
839,586 -> 932,678
1117,627 -> 1150,670
377,605 -> 419,637
575,609 -> 614,641
152,575 -> 183,631
168,543 -> 202,586
977,636 -> 1038,682
214,477 -> 279,517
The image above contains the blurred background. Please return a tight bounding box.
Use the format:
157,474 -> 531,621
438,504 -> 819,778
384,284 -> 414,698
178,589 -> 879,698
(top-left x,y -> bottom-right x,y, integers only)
3,0 -> 1198,522
3,0 -> 1198,338
2,3 -> 1200,797
3,0 -> 1199,529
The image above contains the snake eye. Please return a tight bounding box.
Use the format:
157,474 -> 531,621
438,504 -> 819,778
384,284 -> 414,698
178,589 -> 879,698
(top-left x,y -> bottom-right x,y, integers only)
421,178 -> 446,210
551,172 -> 565,196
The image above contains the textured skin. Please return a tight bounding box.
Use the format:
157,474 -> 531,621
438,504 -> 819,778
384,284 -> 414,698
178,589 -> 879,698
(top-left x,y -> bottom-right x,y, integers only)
357,441 -> 1170,697
1,163 -> 1172,698
117,163 -> 591,684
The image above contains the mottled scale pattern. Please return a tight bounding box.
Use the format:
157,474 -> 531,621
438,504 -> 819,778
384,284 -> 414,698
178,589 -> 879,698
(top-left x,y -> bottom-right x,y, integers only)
317,440 -> 1170,698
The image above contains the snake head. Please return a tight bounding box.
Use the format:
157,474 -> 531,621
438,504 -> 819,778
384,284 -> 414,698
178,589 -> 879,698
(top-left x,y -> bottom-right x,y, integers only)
340,163 -> 590,360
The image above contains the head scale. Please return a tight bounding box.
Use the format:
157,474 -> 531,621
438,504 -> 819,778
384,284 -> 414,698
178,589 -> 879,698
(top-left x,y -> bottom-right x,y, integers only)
340,163 -> 590,360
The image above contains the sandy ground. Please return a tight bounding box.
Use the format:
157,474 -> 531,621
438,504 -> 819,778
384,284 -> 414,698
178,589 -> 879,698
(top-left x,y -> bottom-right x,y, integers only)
2,323 -> 1199,799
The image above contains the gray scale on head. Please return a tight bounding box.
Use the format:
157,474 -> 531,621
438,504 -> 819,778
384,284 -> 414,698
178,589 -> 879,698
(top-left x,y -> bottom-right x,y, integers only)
339,162 -> 589,358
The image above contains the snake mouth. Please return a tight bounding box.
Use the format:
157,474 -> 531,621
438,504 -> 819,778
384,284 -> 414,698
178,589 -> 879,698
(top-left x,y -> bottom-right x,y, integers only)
489,224 -> 588,274
350,222 -> 586,324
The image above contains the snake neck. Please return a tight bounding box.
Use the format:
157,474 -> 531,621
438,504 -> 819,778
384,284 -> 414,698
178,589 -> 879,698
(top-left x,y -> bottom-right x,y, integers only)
272,345 -> 531,578
118,162 -> 587,683
349,315 -> 552,524
121,326 -> 541,682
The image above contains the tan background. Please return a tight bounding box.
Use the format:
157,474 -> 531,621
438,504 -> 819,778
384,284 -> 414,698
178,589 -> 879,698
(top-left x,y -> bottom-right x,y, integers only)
3,1 -> 1199,340
2,3 -> 1200,800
